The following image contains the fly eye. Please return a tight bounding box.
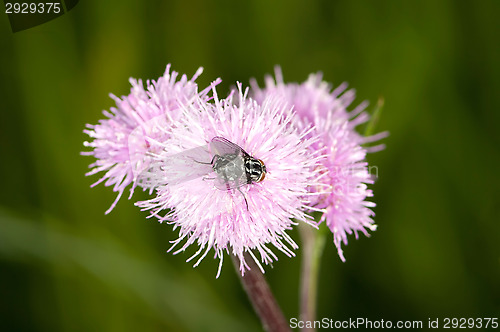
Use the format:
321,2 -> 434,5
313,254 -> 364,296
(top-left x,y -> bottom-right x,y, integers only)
257,171 -> 265,182
258,159 -> 267,173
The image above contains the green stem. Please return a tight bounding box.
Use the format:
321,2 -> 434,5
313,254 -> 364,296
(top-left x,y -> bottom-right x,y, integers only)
299,222 -> 327,332
232,252 -> 291,332
364,97 -> 384,137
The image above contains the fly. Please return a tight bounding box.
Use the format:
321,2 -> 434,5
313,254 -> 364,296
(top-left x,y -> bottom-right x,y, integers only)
146,136 -> 267,201
209,136 -> 267,191
208,136 -> 266,212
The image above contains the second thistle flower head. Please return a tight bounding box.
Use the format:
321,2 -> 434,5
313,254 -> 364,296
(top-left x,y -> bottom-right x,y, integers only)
137,84 -> 322,277
82,65 -> 215,213
252,67 -> 387,261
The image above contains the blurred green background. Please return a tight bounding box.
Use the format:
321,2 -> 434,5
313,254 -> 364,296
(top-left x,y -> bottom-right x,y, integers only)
1,1 -> 499,331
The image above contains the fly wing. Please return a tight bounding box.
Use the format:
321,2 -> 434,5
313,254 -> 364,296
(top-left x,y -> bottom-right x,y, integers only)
142,137 -> 250,190
140,144 -> 214,187
210,136 -> 243,160
165,145 -> 214,185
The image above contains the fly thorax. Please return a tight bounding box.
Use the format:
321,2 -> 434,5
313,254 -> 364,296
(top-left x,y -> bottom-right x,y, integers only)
213,155 -> 245,181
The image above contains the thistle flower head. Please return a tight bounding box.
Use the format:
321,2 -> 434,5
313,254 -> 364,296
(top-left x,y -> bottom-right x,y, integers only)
82,65 -> 213,213
137,83 -> 322,277
314,122 -> 377,261
251,67 -> 387,261
252,67 -> 367,139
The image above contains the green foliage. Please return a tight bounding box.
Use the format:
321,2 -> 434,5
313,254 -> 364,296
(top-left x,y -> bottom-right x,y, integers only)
0,1 -> 499,331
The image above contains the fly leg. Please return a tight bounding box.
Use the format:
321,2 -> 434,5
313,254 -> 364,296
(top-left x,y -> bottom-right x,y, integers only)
235,187 -> 254,223
236,187 -> 249,211
191,154 -> 217,165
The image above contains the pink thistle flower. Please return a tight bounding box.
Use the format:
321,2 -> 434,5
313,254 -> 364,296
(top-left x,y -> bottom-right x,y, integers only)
314,122 -> 378,261
251,67 -> 387,261
137,84 -> 322,277
82,65 -> 216,214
